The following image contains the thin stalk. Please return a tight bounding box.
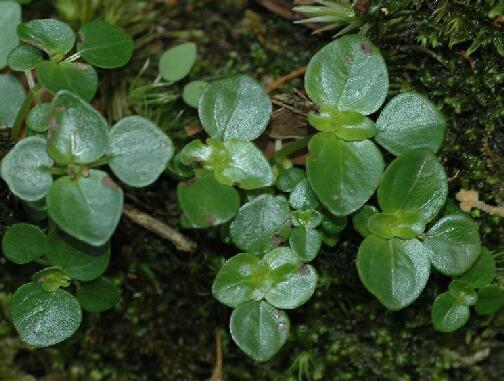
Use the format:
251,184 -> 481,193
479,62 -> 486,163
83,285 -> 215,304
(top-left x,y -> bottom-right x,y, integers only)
11,84 -> 41,141
272,136 -> 312,164
88,156 -> 110,168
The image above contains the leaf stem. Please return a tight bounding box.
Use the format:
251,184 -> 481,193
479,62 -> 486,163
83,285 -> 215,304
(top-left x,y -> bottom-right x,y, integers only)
64,52 -> 81,63
272,135 -> 312,164
88,156 -> 110,168
11,84 -> 41,142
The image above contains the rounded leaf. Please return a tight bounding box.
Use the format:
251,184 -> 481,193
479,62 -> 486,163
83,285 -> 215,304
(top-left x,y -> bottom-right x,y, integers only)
432,292 -> 469,333
108,116 -> 174,187
177,170 -> 240,228
230,195 -> 291,254
77,21 -> 134,68
289,178 -> 319,210
26,102 -> 50,133
425,215 -> 481,276
230,300 -> 289,362
212,253 -> 270,308
159,42 -> 197,82
376,92 -> 446,156
37,61 -> 98,102
183,80 -> 207,108
474,285 -> 504,316
47,170 -> 124,247
305,34 -> 388,115
17,19 -> 75,60
10,282 -> 82,347
291,209 -> 323,229
357,236 -> 431,310
7,44 -> 43,71
0,73 -> 25,127
377,150 -> 447,223
307,132 -> 384,216
76,277 -> 120,312
459,248 -> 496,288
289,227 -> 322,262
47,229 -> 110,281
352,205 -> 379,237
1,136 -> 53,201
448,280 -> 478,306
199,75 -> 272,141
47,91 -> 108,165
275,166 -> 306,193
2,223 -> 46,264
0,1 -> 21,69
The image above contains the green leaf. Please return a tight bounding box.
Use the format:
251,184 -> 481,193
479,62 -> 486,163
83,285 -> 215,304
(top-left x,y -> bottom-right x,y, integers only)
2,223 -> 46,264
474,285 -> 504,316
47,170 -> 124,247
352,205 -> 379,237
289,178 -> 319,210
307,132 -> 383,216
10,282 -> 82,347
178,139 -> 212,167
1,136 -> 53,201
47,91 -> 108,165
367,210 -> 425,240
183,80 -> 207,108
275,166 -> 306,192
289,227 -> 322,262
31,267 -> 71,292
291,209 -> 323,229
76,277 -> 120,312
159,42 -> 197,82
377,150 -> 447,223
425,215 -> 481,276
77,21 -> 134,68
7,44 -> 43,71
448,280 -> 478,306
432,292 -> 469,333
47,229 -> 110,281
357,235 -> 431,310
230,300 -> 289,362
459,248 -> 496,288
0,1 -> 21,69
230,195 -> 291,254
209,140 -> 274,190
263,247 -> 317,309
0,73 -> 25,128
375,92 -> 446,156
304,34 -> 388,115
108,116 -> 174,187
177,170 -> 240,228
26,102 -> 50,133
199,75 -> 272,141
212,253 -> 271,308
17,19 -> 75,61
37,61 -> 98,102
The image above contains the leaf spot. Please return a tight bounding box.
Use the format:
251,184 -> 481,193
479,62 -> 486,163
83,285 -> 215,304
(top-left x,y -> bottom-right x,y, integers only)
102,176 -> 119,191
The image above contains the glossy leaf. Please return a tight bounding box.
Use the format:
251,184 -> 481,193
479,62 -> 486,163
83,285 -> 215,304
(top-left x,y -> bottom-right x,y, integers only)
289,227 -> 322,262
7,44 -> 43,71
47,229 -> 110,281
0,1 -> 21,69
289,178 -> 319,210
307,132 -> 383,216
199,75 -> 272,141
47,170 -> 124,246
352,205 -> 379,237
308,107 -> 376,141
459,248 -> 496,288
77,21 -> 134,68
212,253 -> 270,308
474,285 -> 504,316
448,280 -> 478,306
10,282 -> 82,347
37,61 -> 98,102
320,213 -> 347,235
177,170 -> 240,228
108,116 -> 174,187
425,215 -> 481,276
47,91 -> 108,165
291,209 -> 323,229
367,210 -> 425,240
357,235 -> 431,310
0,74 -> 25,127
17,19 -> 75,60
377,150 -> 447,223
76,277 -> 121,312
1,136 -> 53,201
376,92 -> 446,156
275,166 -> 305,192
432,292 -> 469,333
230,300 -> 289,362
230,195 -> 291,254
2,223 -> 46,264
31,267 -> 71,292
183,80 -> 207,108
304,34 -> 388,115
178,139 -> 212,167
26,102 -> 50,133
159,42 -> 197,82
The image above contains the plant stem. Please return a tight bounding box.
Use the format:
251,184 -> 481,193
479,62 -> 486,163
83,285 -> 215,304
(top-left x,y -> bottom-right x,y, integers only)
272,135 -> 312,164
88,156 -> 110,168
11,85 -> 41,142
48,167 -> 68,176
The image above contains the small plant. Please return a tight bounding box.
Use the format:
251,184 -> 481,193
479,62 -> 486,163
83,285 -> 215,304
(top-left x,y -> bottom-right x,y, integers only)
1,9 -> 173,347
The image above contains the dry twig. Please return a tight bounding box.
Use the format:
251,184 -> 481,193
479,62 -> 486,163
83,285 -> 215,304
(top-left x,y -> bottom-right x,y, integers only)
267,66 -> 307,93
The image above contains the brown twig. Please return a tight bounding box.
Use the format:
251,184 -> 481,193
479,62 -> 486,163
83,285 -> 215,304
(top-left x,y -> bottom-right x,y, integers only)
122,204 -> 197,253
267,66 -> 307,93
209,329 -> 223,381
255,0 -> 319,29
